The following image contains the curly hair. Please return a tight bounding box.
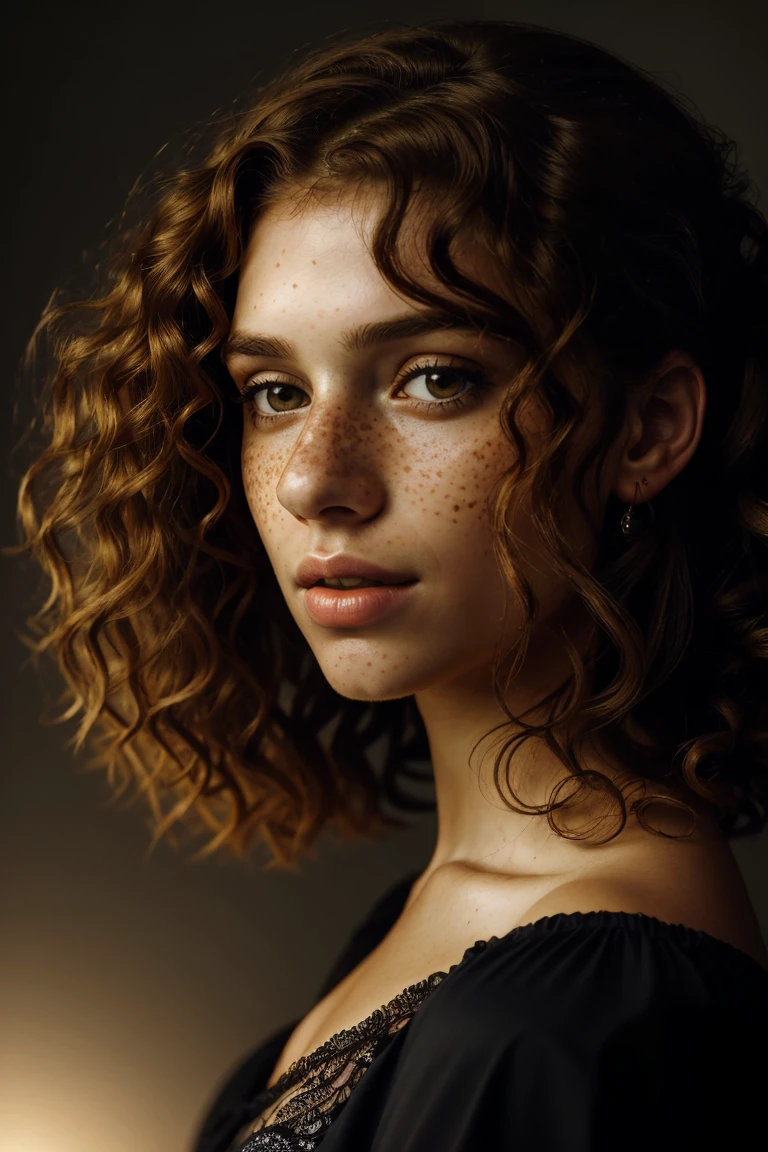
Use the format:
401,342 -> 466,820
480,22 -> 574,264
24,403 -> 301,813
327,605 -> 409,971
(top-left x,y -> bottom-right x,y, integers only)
6,18 -> 768,868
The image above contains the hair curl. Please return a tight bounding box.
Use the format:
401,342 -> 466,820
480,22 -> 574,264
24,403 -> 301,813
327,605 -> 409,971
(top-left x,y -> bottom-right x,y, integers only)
7,18 -> 768,868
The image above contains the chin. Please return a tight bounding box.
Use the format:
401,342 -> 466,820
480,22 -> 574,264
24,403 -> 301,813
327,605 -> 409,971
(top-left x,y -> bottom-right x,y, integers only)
325,678 -> 413,704
316,662 -> 418,704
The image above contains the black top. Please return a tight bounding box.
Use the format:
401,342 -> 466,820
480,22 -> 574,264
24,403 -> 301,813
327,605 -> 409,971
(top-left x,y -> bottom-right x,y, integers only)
192,870 -> 768,1152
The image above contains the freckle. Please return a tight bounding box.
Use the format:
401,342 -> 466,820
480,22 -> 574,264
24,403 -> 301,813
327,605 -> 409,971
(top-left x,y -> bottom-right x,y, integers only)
453,504 -> 460,511
452,518 -> 458,523
292,283 -> 297,288
436,471 -> 442,477
468,501 -> 476,508
404,465 -> 411,473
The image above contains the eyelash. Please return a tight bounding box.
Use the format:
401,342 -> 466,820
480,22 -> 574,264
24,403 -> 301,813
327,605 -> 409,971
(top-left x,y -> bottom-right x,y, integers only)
231,357 -> 491,423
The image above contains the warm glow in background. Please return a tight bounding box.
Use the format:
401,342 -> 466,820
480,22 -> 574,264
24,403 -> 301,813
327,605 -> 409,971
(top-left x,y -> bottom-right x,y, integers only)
2,1 -> 766,1150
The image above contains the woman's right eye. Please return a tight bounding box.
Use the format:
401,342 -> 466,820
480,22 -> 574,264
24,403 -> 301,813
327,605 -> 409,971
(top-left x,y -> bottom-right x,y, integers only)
234,381 -> 306,414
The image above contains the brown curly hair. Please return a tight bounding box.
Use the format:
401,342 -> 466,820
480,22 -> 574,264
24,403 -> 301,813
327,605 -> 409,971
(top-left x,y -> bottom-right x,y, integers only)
6,18 -> 768,869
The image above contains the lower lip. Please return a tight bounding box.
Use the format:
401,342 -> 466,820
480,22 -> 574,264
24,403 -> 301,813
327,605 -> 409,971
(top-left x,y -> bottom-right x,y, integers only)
303,582 -> 418,627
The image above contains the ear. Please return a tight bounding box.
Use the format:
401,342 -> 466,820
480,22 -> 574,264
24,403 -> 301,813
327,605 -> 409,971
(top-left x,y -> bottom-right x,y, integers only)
611,350 -> 707,506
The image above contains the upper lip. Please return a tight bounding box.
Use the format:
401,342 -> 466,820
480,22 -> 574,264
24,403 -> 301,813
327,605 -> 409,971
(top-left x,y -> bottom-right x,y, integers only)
296,555 -> 418,588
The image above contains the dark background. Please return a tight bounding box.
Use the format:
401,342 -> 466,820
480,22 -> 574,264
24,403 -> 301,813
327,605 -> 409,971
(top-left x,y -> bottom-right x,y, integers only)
1,2 -> 766,1150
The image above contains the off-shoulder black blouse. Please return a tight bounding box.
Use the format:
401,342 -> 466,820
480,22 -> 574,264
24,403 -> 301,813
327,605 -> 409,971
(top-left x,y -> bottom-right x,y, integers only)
191,870 -> 768,1152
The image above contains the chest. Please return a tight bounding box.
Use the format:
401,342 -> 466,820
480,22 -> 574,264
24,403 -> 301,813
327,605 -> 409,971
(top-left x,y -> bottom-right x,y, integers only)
263,873 -> 551,1088
266,863 -> 604,1088
263,946 -> 449,1089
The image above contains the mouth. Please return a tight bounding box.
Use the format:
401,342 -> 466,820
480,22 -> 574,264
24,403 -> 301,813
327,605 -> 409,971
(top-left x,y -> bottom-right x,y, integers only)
312,577 -> 416,589
296,553 -> 418,589
303,576 -> 419,627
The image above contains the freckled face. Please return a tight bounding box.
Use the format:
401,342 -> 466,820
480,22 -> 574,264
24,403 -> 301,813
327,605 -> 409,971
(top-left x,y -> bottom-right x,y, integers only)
228,191 -> 597,702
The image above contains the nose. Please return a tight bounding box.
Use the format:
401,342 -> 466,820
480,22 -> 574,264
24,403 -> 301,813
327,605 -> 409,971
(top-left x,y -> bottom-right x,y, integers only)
274,396 -> 387,525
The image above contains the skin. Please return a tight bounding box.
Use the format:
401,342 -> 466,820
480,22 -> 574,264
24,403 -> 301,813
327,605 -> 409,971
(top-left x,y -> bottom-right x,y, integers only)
226,185 -> 712,891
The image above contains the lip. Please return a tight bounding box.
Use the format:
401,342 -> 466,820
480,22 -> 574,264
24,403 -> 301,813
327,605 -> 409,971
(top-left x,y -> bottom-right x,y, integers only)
303,581 -> 419,628
296,553 -> 417,589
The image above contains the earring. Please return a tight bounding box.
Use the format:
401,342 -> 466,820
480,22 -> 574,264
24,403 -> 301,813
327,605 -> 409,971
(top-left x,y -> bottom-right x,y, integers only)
620,477 -> 654,544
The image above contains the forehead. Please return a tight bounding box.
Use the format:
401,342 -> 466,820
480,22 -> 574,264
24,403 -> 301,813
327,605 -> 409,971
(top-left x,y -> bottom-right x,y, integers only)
236,195 -> 394,311
236,187 -> 506,306
227,200 -> 527,373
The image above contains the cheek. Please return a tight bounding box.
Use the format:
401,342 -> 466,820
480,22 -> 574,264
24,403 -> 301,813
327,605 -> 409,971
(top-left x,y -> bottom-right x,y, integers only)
407,430 -> 511,530
241,437 -> 284,534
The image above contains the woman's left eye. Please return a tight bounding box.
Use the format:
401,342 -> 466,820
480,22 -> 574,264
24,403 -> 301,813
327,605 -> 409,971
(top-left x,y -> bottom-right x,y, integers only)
232,358 -> 492,421
398,362 -> 486,408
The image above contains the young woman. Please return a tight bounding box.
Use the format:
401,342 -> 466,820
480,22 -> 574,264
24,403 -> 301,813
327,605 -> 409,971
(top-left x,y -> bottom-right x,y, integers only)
10,17 -> 768,1152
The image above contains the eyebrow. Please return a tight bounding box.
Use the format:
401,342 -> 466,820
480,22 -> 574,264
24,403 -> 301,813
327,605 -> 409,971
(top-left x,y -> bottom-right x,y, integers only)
219,309 -> 488,364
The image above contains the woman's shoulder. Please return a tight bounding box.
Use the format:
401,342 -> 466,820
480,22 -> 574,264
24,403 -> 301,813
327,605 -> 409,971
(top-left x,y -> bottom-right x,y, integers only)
365,899 -> 768,1152
411,882 -> 768,1056
518,871 -> 768,973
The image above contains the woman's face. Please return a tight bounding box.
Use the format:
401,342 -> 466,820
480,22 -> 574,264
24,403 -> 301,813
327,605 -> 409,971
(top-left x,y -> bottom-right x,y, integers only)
226,189 -> 602,705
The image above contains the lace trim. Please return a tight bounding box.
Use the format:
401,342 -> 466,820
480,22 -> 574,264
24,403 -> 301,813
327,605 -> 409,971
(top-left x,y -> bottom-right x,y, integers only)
233,939 -> 494,1147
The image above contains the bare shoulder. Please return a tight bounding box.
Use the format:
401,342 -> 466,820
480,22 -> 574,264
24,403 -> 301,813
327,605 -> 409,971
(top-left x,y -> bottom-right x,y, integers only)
521,866 -> 768,974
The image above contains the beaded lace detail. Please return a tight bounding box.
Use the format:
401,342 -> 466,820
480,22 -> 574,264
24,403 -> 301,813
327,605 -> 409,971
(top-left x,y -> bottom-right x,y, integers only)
230,939 -> 495,1151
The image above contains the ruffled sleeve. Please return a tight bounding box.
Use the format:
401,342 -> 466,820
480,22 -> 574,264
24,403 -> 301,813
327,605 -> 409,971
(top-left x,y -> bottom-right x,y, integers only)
316,911 -> 768,1152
